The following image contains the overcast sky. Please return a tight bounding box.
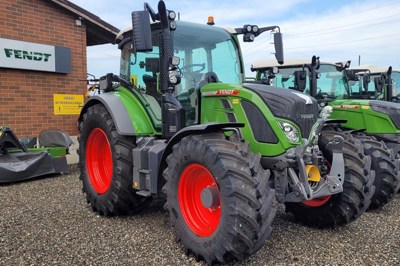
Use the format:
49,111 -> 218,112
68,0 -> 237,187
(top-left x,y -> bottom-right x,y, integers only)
69,0 -> 400,78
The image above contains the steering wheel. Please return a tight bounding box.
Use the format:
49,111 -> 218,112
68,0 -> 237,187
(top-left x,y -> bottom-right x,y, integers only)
180,63 -> 206,75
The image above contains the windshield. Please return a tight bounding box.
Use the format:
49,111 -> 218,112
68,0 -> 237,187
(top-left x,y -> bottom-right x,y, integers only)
366,73 -> 384,100
174,21 -> 242,94
317,64 -> 348,99
260,67 -> 311,94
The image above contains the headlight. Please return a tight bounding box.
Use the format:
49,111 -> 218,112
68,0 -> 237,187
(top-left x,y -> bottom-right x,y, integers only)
279,122 -> 299,143
168,11 -> 176,20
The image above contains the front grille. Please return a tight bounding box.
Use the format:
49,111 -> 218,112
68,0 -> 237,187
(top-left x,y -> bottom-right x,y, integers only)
242,100 -> 278,143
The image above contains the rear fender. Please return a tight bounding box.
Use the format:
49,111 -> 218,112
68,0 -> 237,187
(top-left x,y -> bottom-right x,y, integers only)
79,92 -> 157,136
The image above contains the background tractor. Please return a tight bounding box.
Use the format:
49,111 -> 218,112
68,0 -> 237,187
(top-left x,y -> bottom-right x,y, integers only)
347,66 -> 400,103
77,1 -> 373,264
251,56 -> 400,209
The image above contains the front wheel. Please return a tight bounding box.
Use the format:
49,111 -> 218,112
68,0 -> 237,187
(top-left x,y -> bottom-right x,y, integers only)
285,130 -> 374,228
78,104 -> 150,216
163,133 -> 275,264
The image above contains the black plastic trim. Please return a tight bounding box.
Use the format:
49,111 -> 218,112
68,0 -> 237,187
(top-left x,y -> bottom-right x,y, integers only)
242,100 -> 278,143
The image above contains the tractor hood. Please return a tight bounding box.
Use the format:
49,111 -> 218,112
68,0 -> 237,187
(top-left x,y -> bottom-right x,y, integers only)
370,100 -> 400,129
243,83 -> 319,139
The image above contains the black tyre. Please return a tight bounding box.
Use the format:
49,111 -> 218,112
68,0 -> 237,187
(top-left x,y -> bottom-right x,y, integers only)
383,141 -> 400,194
285,130 -> 374,228
355,135 -> 399,209
78,104 -> 150,216
163,133 -> 275,264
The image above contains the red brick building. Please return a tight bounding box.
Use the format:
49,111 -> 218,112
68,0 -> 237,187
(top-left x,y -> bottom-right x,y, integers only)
0,0 -> 119,137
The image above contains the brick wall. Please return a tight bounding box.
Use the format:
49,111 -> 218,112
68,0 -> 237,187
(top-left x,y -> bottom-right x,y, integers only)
0,0 -> 87,137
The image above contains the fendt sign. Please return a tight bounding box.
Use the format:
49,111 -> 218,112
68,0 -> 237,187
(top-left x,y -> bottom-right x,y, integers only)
0,38 -> 71,73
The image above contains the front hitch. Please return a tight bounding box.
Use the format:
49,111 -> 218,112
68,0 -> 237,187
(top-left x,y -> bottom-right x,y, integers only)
309,135 -> 344,199
281,106 -> 346,202
283,135 -> 345,202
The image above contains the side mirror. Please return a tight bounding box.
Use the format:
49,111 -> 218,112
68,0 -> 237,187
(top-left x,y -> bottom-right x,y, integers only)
362,74 -> 370,91
387,66 -> 393,76
345,70 -> 358,81
294,70 -> 307,92
311,55 -> 320,70
374,77 -> 384,93
274,32 -> 284,65
131,11 -> 153,52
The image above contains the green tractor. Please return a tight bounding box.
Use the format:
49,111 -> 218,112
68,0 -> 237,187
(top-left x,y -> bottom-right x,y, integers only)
77,1 -> 373,264
345,66 -> 400,158
251,56 -> 400,210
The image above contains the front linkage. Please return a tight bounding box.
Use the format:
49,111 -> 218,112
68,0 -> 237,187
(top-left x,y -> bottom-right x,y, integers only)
268,106 -> 345,203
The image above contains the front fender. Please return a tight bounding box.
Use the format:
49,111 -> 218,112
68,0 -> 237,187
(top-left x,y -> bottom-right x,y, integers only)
156,122 -> 245,192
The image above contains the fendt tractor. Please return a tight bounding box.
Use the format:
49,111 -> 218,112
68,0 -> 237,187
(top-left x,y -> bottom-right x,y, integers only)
77,2 -> 373,264
251,56 -> 400,210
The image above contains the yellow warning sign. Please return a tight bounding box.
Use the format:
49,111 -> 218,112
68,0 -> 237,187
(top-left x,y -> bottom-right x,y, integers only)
53,94 -> 84,115
130,74 -> 138,86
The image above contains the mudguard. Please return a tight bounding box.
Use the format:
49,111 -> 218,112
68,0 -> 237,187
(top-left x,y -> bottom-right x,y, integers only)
79,94 -> 135,135
79,89 -> 159,136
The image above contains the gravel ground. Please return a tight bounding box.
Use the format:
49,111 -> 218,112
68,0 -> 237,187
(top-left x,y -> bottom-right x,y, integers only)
1,166 -> 399,265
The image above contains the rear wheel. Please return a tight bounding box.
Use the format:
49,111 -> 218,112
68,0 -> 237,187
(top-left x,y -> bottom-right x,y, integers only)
285,130 -> 374,228
78,104 -> 150,215
355,135 -> 399,209
163,133 -> 275,264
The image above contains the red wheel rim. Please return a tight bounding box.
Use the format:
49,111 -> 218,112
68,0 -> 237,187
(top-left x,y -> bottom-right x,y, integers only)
178,164 -> 221,237
86,128 -> 113,194
303,195 -> 331,207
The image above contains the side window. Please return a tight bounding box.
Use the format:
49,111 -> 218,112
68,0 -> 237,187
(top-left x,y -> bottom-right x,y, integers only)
348,79 -> 361,94
130,47 -> 160,100
334,78 -> 348,99
392,73 -> 400,97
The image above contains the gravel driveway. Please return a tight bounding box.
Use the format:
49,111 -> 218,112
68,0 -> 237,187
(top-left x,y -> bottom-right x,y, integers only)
1,166 -> 399,265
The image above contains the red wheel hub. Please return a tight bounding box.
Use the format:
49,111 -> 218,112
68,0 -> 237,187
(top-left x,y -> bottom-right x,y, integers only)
178,164 -> 221,237
303,195 -> 331,207
86,128 -> 113,194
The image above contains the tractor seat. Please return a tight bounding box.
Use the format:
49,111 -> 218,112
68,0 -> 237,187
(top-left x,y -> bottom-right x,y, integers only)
197,72 -> 219,89
143,74 -> 159,99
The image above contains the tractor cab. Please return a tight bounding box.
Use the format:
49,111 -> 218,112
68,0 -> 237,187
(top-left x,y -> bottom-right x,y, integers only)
252,58 -> 349,102
117,21 -> 243,127
350,66 -> 400,102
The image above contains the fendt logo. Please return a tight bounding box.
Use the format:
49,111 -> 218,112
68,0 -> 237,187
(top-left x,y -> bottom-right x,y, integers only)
4,48 -> 52,62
